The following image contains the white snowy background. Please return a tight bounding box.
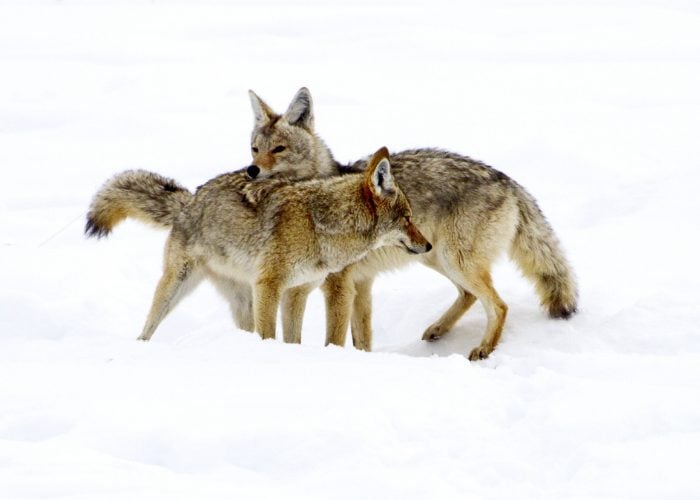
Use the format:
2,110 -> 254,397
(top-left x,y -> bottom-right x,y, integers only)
1,1 -> 699,498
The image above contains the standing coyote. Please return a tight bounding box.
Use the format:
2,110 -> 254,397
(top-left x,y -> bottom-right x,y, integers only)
246,88 -> 578,360
85,147 -> 431,342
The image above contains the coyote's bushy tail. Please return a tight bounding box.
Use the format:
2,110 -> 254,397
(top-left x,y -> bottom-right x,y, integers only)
85,170 -> 192,238
509,184 -> 578,318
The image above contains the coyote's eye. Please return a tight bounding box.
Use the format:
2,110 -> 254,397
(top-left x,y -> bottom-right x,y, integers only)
251,146 -> 259,153
272,145 -> 286,154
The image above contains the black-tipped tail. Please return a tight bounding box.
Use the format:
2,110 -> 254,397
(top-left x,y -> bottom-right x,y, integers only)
84,216 -> 110,239
84,169 -> 192,240
510,184 -> 579,319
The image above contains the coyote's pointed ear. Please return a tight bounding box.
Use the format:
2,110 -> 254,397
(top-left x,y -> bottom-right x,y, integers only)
249,90 -> 276,126
366,147 -> 396,198
282,87 -> 314,130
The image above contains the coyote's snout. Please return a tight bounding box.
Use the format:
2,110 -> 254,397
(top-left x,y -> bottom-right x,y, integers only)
401,227 -> 432,255
245,165 -> 261,179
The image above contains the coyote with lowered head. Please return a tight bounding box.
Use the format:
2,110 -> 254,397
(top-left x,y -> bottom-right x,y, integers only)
85,147 -> 431,342
245,87 -> 578,360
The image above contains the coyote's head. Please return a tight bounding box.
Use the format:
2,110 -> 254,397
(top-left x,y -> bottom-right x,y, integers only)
364,147 -> 432,255
247,87 -> 336,181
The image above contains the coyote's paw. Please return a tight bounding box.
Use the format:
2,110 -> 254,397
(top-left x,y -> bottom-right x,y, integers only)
351,335 -> 371,352
422,324 -> 447,342
352,340 -> 371,352
468,345 -> 493,361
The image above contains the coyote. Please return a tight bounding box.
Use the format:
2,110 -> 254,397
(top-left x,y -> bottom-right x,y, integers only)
85,147 -> 431,342
246,88 -> 578,360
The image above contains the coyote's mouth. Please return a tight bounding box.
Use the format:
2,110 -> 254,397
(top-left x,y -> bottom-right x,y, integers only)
401,240 -> 432,254
401,241 -> 420,254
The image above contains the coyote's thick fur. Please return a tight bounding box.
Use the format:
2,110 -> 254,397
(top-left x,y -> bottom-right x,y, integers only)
86,147 -> 431,342
245,88 -> 577,360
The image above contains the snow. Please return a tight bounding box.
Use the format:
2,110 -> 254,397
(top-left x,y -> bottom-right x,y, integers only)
1,1 -> 700,498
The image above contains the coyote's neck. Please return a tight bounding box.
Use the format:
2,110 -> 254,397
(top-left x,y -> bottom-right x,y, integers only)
308,177 -> 376,237
311,134 -> 339,177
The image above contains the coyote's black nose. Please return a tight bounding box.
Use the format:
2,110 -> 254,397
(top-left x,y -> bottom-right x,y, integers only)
426,242 -> 433,252
247,165 -> 260,179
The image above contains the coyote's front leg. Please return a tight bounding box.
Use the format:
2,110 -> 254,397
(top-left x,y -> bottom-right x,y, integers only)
281,282 -> 319,344
350,277 -> 374,351
321,270 -> 355,347
254,273 -> 284,340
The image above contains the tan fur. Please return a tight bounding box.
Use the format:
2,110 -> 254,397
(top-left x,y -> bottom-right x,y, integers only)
86,147 -> 431,342
245,88 -> 578,360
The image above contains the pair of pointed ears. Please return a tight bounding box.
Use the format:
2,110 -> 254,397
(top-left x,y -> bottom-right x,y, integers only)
248,87 -> 314,130
366,147 -> 397,198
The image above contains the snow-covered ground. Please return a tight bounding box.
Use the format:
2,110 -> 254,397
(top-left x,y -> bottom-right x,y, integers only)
1,1 -> 700,498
